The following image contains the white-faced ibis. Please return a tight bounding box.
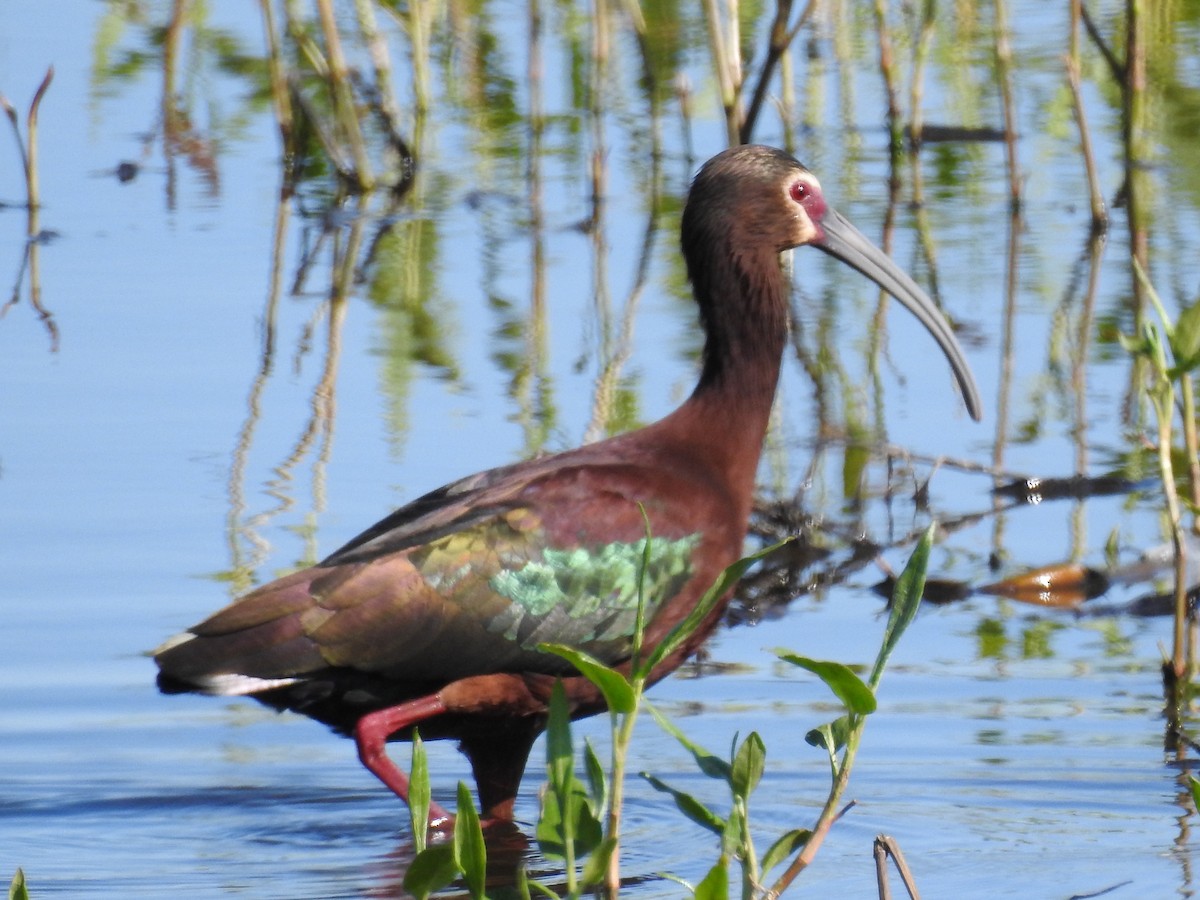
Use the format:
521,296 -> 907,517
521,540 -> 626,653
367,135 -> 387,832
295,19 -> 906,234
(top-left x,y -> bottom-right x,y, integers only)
155,145 -> 981,827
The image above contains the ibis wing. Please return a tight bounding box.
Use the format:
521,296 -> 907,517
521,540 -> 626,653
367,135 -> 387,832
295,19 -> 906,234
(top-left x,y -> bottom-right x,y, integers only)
155,459 -> 706,691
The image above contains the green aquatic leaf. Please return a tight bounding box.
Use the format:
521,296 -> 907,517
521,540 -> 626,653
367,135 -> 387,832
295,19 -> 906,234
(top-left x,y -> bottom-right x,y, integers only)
641,772 -> 726,835
537,777 -> 604,860
871,526 -> 933,689
409,730 -> 430,853
453,782 -> 486,899
776,653 -> 877,714
579,837 -> 618,889
538,682 -> 603,860
540,643 -> 635,713
730,731 -> 766,797
761,828 -> 812,875
1171,300 -> 1200,373
805,715 -> 852,769
648,702 -> 731,782
8,870 -> 29,900
584,737 -> 608,812
545,680 -> 574,789
721,803 -> 745,857
403,845 -> 457,899
692,858 -> 729,900
538,681 -> 574,858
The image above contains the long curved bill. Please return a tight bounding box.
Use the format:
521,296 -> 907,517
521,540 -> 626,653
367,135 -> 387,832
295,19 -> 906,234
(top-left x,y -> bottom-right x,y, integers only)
814,205 -> 982,422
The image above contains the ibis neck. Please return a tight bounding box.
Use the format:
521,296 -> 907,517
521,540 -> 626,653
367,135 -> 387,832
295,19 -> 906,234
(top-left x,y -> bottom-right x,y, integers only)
663,244 -> 790,508
693,246 -> 789,401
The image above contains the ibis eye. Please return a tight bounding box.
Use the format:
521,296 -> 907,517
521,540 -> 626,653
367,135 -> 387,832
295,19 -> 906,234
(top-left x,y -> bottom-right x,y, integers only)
790,181 -> 808,202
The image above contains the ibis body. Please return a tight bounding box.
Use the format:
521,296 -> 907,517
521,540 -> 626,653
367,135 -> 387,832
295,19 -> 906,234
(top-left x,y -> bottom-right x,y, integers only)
156,145 -> 981,826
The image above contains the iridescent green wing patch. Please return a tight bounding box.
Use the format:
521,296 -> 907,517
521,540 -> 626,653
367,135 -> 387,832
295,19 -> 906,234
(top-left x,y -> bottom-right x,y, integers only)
486,532 -> 701,658
407,508 -> 701,663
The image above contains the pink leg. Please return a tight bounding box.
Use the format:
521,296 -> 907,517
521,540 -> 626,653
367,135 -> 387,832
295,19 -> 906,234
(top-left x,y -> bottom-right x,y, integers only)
353,694 -> 453,828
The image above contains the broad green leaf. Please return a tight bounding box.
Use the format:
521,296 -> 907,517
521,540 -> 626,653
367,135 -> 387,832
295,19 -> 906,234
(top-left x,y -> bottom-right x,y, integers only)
537,779 -> 568,858
642,540 -> 791,677
453,782 -> 486,899
538,777 -> 603,858
403,845 -> 458,899
730,731 -> 766,797
692,858 -> 729,900
1172,300 -> 1200,372
776,653 -> 877,714
642,772 -> 726,835
409,730 -> 430,853
546,681 -> 574,789
807,721 -> 841,776
8,870 -> 29,900
761,828 -> 812,875
541,643 -> 636,714
537,782 -> 603,858
584,738 -> 608,811
871,526 -> 932,689
538,683 -> 604,859
721,803 -> 745,856
571,788 -> 604,855
537,784 -> 603,856
805,715 -> 852,755
648,703 -> 731,782
1190,776 -> 1200,813
579,837 -> 618,889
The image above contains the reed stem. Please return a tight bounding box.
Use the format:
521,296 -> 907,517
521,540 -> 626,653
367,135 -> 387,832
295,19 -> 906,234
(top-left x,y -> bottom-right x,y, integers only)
1067,0 -> 1107,230
994,0 -> 1021,210
316,0 -> 373,189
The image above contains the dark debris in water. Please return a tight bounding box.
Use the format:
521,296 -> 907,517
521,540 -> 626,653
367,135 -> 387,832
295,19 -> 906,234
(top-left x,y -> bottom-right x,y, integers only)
873,574 -> 972,606
737,466 -> 1186,623
1125,585 -> 1200,618
992,473 -> 1149,505
905,123 -> 1009,143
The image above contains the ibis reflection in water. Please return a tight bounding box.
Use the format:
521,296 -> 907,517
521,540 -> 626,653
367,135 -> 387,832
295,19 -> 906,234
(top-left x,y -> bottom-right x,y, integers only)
155,145 -> 981,828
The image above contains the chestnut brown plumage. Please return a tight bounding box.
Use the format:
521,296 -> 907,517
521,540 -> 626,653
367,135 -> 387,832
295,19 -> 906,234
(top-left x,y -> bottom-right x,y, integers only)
155,145 -> 981,827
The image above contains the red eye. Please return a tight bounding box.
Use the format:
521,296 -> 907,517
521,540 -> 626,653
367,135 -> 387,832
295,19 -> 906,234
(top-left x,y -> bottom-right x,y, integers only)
790,182 -> 807,202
